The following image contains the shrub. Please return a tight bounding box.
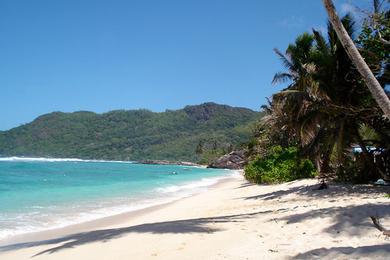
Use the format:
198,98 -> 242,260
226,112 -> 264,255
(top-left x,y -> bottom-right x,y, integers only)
244,145 -> 316,184
335,153 -> 383,184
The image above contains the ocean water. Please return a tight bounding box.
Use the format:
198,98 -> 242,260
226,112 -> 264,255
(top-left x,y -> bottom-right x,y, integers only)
0,157 -> 237,240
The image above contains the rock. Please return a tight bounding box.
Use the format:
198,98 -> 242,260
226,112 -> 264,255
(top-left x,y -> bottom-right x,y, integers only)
208,150 -> 247,169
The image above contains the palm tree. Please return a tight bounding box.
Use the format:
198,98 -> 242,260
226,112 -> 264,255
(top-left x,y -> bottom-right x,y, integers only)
268,15 -> 385,177
322,0 -> 390,118
269,33 -> 317,146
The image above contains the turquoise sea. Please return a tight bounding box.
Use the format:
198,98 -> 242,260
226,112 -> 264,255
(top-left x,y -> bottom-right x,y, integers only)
0,157 -> 236,240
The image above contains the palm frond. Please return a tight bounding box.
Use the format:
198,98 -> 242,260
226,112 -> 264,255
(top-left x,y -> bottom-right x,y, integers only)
341,14 -> 356,38
358,123 -> 380,141
312,29 -> 329,55
298,107 -> 324,145
273,48 -> 293,69
373,0 -> 384,13
273,89 -> 304,96
272,72 -> 293,85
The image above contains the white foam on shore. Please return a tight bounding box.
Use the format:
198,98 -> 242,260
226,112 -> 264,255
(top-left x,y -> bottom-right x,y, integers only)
0,169 -> 241,241
156,170 -> 242,193
0,197 -> 181,240
0,157 -> 134,164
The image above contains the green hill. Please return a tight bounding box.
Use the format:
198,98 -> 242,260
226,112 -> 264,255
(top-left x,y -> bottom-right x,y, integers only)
0,103 -> 262,162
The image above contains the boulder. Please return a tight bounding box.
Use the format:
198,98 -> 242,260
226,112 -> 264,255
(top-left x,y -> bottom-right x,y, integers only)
208,150 -> 246,169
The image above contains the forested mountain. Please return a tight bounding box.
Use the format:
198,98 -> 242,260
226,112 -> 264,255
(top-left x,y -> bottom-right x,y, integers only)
0,103 -> 262,162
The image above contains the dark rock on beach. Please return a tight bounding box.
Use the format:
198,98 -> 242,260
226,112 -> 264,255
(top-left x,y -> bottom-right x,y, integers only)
208,150 -> 247,169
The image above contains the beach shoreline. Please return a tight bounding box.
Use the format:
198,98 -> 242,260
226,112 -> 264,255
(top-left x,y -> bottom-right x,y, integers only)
1,176 -> 389,259
0,171 -> 241,247
0,159 -> 237,243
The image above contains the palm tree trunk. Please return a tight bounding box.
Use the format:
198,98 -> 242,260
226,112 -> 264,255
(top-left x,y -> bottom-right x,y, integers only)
322,0 -> 390,118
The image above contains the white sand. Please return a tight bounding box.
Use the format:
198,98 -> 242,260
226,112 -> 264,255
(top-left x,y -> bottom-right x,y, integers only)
1,175 -> 389,260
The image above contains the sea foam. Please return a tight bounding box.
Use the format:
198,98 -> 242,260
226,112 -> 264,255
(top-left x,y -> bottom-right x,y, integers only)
0,160 -> 238,241
0,156 -> 134,163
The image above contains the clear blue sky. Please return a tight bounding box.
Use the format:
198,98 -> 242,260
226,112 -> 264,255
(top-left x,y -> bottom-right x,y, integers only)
0,0 -> 370,130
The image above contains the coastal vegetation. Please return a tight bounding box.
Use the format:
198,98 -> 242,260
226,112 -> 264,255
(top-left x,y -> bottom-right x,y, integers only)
245,145 -> 316,184
0,103 -> 262,163
245,1 -> 390,184
323,0 -> 390,117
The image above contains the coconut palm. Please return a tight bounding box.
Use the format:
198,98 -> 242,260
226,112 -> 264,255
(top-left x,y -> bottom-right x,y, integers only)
322,0 -> 390,118
268,14 -> 385,177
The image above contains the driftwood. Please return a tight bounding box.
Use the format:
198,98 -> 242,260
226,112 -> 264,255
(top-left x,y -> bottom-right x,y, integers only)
370,216 -> 390,236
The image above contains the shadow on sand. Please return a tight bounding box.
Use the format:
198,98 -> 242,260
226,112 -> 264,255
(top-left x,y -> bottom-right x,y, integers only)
235,182 -> 256,189
0,210 -> 272,257
2,181 -> 389,258
241,181 -> 390,237
279,204 -> 390,236
292,244 -> 390,259
242,181 -> 390,201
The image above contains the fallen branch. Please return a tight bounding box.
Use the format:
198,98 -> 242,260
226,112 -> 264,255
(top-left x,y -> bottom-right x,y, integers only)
370,216 -> 390,236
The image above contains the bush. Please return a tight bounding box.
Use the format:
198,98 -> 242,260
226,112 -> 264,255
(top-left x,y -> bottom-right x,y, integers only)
335,153 -> 382,184
244,145 -> 316,184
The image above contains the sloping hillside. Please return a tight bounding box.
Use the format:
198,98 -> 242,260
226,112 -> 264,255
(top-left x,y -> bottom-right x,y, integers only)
0,103 -> 262,162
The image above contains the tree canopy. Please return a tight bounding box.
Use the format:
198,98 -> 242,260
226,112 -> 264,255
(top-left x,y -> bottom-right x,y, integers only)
0,103 -> 262,163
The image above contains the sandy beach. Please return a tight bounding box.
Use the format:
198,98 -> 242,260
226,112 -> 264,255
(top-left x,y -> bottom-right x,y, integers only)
1,174 -> 389,260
